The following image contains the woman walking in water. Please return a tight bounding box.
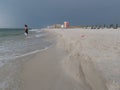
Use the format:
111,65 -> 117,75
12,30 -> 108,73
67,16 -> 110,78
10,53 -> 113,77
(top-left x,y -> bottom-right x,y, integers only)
24,24 -> 28,36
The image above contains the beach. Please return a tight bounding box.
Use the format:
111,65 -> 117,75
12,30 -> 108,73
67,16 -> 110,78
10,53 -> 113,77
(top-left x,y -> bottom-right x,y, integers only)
19,28 -> 120,90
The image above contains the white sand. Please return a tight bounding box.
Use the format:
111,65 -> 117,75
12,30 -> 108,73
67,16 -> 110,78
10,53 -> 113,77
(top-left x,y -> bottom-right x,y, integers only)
20,46 -> 86,90
20,28 -> 120,90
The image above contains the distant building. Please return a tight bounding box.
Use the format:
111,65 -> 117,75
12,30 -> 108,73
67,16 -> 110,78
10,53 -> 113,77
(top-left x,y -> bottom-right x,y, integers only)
55,24 -> 61,28
64,21 -> 70,28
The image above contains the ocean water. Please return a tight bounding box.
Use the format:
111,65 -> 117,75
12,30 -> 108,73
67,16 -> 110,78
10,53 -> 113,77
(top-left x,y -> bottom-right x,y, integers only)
0,28 -> 53,90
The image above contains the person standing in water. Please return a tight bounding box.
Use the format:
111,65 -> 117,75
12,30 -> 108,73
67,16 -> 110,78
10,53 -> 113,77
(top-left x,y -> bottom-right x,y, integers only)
24,24 -> 28,36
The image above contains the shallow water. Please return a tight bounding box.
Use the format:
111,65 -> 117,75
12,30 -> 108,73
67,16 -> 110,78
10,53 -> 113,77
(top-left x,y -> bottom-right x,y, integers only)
0,28 -> 53,90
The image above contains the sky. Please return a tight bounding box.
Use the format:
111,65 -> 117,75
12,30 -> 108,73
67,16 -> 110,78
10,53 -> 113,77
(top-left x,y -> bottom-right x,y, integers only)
0,0 -> 120,28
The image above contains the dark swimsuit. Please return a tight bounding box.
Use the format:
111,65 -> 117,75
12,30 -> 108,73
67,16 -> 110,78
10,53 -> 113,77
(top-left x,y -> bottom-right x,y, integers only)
25,29 -> 28,34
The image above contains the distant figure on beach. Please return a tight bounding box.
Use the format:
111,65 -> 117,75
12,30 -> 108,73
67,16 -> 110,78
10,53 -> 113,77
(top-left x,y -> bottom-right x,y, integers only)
24,24 -> 28,36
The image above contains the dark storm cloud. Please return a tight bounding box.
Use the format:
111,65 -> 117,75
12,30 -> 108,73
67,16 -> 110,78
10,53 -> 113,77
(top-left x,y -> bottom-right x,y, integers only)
0,0 -> 120,27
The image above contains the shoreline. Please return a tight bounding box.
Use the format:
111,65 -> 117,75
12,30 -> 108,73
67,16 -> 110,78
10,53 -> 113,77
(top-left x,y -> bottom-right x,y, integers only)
18,28 -> 120,90
0,29 -> 55,90
20,45 -> 69,90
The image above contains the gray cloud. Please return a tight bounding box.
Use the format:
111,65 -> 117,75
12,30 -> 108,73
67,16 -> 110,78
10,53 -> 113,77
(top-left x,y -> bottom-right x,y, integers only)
0,0 -> 120,28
